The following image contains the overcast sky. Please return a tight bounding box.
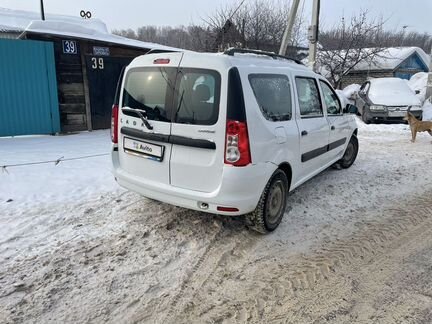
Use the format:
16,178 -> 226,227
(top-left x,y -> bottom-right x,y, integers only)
1,0 -> 431,34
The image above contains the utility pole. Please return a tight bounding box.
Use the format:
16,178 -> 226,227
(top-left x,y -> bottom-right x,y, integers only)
40,0 -> 45,20
425,47 -> 432,102
279,0 -> 301,56
308,0 -> 320,71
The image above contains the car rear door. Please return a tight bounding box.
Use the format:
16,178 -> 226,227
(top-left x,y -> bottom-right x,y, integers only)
293,76 -> 331,179
118,53 -> 183,185
319,80 -> 351,159
169,57 -> 225,193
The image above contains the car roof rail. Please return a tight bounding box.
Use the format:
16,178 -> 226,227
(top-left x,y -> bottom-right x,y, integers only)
223,48 -> 303,65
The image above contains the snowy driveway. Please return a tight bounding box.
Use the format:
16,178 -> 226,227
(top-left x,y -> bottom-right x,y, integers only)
1,122 -> 432,323
0,131 -> 119,212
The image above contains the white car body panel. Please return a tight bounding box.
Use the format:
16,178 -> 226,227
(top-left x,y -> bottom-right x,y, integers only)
112,51 -> 358,215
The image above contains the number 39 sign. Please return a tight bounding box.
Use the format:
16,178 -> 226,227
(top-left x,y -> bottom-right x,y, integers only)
62,40 -> 78,54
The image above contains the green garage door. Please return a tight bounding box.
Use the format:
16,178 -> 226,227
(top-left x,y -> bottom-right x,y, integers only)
0,39 -> 60,137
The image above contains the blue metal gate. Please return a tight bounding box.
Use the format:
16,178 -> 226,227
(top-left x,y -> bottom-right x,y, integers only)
0,39 -> 60,137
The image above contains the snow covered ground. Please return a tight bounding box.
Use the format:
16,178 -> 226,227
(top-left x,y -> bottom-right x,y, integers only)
0,130 -> 120,214
1,123 -> 432,323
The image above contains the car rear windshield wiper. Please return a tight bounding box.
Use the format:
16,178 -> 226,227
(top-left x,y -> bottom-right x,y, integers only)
122,107 -> 153,130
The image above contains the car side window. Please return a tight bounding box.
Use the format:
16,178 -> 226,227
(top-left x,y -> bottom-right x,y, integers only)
319,80 -> 342,115
248,74 -> 292,121
295,77 -> 323,117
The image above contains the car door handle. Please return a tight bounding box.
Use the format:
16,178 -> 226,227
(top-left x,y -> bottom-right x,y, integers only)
331,126 -> 335,130
301,130 -> 308,136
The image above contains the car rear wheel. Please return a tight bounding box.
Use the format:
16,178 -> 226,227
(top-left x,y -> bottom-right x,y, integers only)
246,169 -> 288,234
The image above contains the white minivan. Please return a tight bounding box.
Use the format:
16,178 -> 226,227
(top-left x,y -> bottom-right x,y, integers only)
111,49 -> 359,233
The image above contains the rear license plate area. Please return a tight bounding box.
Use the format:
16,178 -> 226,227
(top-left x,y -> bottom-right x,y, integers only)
123,137 -> 165,161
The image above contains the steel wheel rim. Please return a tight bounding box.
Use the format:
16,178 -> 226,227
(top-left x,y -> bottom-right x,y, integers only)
343,142 -> 355,163
266,180 -> 285,225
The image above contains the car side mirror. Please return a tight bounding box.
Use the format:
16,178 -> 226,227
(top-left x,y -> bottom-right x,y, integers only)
415,90 -> 420,95
344,104 -> 358,114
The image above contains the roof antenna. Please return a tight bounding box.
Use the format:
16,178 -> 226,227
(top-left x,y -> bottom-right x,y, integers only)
40,0 -> 45,20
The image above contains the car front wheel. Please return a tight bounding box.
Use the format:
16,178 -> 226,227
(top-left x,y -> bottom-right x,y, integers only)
246,169 -> 289,234
339,135 -> 359,168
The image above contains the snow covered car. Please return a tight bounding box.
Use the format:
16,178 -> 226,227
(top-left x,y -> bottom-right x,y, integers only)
111,49 -> 359,233
356,77 -> 422,124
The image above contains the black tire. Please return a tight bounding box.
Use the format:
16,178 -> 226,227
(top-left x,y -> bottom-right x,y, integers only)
246,169 -> 289,234
338,135 -> 359,169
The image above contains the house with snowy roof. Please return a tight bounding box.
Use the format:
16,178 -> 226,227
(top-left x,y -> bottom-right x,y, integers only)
341,47 -> 430,88
0,7 -> 177,136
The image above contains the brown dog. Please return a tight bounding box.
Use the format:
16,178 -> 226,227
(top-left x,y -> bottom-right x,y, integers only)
404,111 -> 432,142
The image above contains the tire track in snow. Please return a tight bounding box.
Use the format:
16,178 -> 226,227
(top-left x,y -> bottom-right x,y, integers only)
192,195 -> 432,323
161,224 -> 256,324
286,206 -> 431,292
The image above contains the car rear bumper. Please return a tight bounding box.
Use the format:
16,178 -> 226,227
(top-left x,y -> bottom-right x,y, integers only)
112,150 -> 273,216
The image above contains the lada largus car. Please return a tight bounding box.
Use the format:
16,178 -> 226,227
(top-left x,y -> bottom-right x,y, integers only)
111,48 -> 359,233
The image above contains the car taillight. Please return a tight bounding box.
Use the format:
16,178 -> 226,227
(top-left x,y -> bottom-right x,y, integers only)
111,104 -> 119,144
225,119 -> 251,166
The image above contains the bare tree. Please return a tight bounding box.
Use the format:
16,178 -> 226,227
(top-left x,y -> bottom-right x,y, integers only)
317,10 -> 388,88
112,28 -> 138,40
380,30 -> 432,51
112,0 -> 307,53
113,25 -> 212,51
202,0 -> 307,53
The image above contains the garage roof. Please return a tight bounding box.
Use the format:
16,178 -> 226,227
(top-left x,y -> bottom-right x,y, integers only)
0,7 -> 178,51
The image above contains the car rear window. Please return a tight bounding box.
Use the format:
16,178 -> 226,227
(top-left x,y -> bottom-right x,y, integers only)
122,67 -> 175,122
248,74 -> 292,121
174,69 -> 221,125
122,67 -> 220,125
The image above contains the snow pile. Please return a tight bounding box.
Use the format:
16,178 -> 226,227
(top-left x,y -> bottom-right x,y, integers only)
335,89 -> 349,107
0,7 -> 178,51
342,84 -> 361,100
406,72 -> 432,119
407,72 -> 428,103
0,7 -> 107,33
339,83 -> 360,106
25,20 -> 177,50
422,100 -> 432,121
